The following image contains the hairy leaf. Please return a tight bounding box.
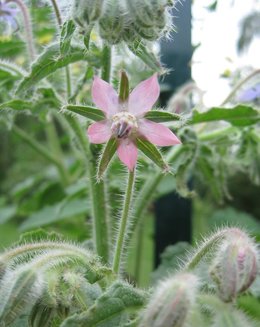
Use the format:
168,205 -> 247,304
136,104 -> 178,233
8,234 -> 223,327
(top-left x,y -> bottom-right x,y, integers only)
190,105 -> 260,126
17,43 -> 102,93
61,281 -> 146,327
60,20 -> 76,56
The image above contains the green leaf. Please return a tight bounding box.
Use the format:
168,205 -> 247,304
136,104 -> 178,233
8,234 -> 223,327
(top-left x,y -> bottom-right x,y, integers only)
190,105 -> 260,126
0,59 -> 26,78
144,110 -> 181,123
0,206 -> 16,224
20,198 -> 89,231
208,208 -> 260,235
0,38 -> 25,58
63,104 -> 105,121
128,40 -> 162,72
17,43 -> 102,93
0,99 -> 34,111
61,281 -> 146,327
151,242 -> 192,284
175,147 -> 196,198
60,20 -> 76,56
136,138 -> 168,171
98,138 -> 117,179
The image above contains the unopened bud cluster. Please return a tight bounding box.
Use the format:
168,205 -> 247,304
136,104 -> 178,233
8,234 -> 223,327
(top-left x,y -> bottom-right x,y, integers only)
210,229 -> 258,302
139,273 -> 198,327
73,0 -> 175,44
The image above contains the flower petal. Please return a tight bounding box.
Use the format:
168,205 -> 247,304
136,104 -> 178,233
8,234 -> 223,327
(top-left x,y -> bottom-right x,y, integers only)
87,121 -> 112,144
117,140 -> 138,171
128,74 -> 160,116
138,119 -> 181,146
92,76 -> 119,116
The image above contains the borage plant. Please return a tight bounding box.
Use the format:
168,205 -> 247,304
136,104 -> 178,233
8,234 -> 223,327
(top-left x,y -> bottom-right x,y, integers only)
0,0 -> 259,326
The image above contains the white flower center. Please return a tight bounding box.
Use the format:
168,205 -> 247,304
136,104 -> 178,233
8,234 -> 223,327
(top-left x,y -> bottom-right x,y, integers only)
111,112 -> 138,139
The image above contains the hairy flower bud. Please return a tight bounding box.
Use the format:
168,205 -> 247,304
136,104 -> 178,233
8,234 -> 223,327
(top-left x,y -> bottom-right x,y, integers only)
98,0 -> 126,44
126,0 -> 174,40
72,0 -> 104,29
210,230 -> 258,302
139,273 -> 198,327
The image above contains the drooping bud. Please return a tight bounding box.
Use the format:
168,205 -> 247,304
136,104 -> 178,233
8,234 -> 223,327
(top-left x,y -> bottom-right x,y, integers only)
72,0 -> 104,30
98,0 -> 126,44
139,273 -> 199,327
210,229 -> 258,302
126,0 -> 174,41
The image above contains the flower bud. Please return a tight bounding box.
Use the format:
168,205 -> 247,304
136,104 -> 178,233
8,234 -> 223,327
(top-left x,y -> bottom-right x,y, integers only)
98,0 -> 126,44
72,0 -> 104,29
139,273 -> 198,327
210,231 -> 258,302
126,0 -> 174,40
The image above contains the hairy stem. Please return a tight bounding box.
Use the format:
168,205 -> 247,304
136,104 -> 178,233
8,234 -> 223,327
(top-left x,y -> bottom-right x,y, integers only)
221,69 -> 260,105
48,0 -> 72,98
125,146 -> 184,250
113,169 -> 136,274
183,229 -> 230,271
101,45 -> 112,82
49,0 -> 110,262
65,116 -> 110,263
48,0 -> 62,26
7,0 -> 35,61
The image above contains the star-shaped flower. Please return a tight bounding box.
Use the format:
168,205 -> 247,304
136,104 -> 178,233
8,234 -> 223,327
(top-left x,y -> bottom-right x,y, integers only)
87,74 -> 181,171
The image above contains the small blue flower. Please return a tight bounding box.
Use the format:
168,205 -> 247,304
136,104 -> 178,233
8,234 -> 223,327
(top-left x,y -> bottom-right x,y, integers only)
0,1 -> 18,32
238,83 -> 260,103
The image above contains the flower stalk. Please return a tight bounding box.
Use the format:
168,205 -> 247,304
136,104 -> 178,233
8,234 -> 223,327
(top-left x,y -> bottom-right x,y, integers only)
7,0 -> 35,61
113,169 -> 136,274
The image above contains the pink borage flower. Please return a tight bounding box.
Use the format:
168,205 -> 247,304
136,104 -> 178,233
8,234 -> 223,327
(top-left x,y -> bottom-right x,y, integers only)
87,74 -> 181,171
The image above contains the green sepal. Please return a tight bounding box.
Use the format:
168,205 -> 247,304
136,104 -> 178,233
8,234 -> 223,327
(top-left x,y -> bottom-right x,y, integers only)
128,39 -> 162,72
97,138 -> 117,180
60,20 -> 76,56
63,104 -> 105,121
144,110 -> 181,123
119,71 -> 129,102
136,138 -> 169,171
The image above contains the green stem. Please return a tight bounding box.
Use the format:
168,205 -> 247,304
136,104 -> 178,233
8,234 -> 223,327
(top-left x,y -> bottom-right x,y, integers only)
101,45 -> 112,82
65,66 -> 72,98
113,169 -> 136,274
125,146 -> 184,250
48,0 -> 109,262
184,229 -> 228,271
48,0 -> 62,26
65,116 -> 110,263
221,69 -> 260,105
198,126 -> 237,142
7,0 -> 35,61
12,125 -> 68,184
48,0 -> 72,98
134,221 -> 144,284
